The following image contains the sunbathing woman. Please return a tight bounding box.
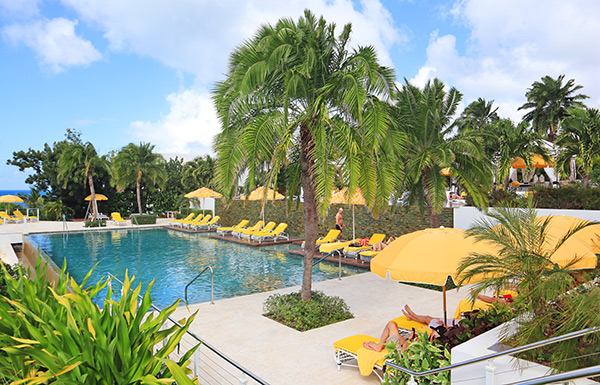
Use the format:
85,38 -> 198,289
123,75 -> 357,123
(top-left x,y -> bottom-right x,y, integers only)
372,236 -> 396,252
362,320 -> 415,352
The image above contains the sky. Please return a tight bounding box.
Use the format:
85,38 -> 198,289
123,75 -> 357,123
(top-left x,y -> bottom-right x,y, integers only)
1,0 -> 599,190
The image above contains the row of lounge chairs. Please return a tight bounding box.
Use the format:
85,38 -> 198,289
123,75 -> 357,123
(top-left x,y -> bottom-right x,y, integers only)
169,213 -> 220,230
0,210 -> 38,223
215,219 -> 289,243
317,233 -> 388,262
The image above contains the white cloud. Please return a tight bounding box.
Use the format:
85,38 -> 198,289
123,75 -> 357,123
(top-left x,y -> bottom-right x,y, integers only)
60,0 -> 404,80
128,88 -> 220,156
3,17 -> 101,72
0,0 -> 40,18
412,0 -> 600,121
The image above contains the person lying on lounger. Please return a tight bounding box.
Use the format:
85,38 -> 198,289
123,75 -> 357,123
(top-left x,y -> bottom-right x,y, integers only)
372,236 -> 396,252
362,320 -> 416,352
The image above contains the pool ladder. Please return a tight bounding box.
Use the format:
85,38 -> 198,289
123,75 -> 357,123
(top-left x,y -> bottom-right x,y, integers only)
184,265 -> 214,305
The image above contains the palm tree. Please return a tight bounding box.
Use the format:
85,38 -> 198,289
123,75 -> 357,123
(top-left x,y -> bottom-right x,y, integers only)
518,75 -> 588,141
112,142 -> 167,214
455,97 -> 499,134
182,155 -> 216,191
57,142 -> 107,220
456,204 -> 599,360
556,107 -> 600,188
213,10 -> 397,301
489,119 -> 548,189
394,79 -> 492,227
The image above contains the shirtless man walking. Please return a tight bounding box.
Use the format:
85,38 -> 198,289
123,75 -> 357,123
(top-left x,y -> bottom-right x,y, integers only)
335,208 -> 346,239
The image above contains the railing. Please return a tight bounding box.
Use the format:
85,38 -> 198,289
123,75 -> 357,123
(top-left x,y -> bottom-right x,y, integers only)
382,326 -> 600,384
106,273 -> 269,385
312,249 -> 343,280
131,214 -> 139,226
185,265 -> 214,304
61,214 -> 69,232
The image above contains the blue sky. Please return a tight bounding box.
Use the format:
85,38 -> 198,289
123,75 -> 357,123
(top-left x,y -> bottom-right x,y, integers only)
1,0 -> 599,189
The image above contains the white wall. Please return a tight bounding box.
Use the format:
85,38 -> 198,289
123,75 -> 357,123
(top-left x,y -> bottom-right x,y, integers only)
454,206 -> 600,230
189,197 -> 216,213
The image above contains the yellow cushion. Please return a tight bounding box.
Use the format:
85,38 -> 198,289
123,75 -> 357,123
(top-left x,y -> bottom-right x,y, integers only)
389,315 -> 431,334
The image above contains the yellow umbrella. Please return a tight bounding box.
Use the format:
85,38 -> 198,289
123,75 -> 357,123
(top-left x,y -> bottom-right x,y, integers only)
185,187 -> 223,216
512,154 -> 554,169
0,194 -> 24,213
238,186 -> 284,222
84,194 -> 108,201
371,227 -> 499,323
534,216 -> 599,266
330,188 -> 366,240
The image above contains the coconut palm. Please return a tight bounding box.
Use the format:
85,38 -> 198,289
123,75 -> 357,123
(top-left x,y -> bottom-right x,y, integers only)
57,142 -> 107,220
490,119 -> 548,189
112,142 -> 167,214
213,10 -> 398,301
182,155 -> 216,191
394,79 -> 492,227
556,108 -> 600,188
518,75 -> 588,142
455,97 -> 499,134
456,204 -> 599,364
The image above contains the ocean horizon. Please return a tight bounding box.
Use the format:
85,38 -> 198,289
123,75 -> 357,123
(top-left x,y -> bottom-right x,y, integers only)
0,190 -> 30,197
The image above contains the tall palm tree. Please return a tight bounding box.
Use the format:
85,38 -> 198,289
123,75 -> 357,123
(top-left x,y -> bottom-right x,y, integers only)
213,10 -> 398,301
518,75 -> 588,141
112,142 -> 167,214
455,97 -> 499,134
182,155 -> 216,191
395,79 -> 492,227
489,119 -> 548,188
57,142 -> 107,220
556,107 -> 600,188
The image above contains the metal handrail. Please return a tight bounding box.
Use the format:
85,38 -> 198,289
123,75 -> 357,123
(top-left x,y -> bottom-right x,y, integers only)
61,214 -> 69,232
508,364 -> 600,385
185,266 -> 214,304
382,326 -> 600,379
312,249 -> 343,280
131,215 -> 139,226
106,273 -> 268,385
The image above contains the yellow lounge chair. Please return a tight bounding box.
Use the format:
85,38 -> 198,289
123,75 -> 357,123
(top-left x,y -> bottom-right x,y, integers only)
344,233 -> 386,258
169,213 -> 194,226
302,229 -> 341,249
216,220 -> 249,235
111,212 -> 127,226
192,215 -> 220,230
14,210 -> 38,222
184,214 -> 211,229
177,213 -> 204,228
0,211 -> 24,223
233,220 -> 263,238
241,221 -> 275,240
318,239 -> 358,254
251,223 -> 288,243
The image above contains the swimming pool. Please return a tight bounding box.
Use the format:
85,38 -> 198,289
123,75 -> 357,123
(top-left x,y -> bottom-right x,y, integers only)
28,228 -> 366,308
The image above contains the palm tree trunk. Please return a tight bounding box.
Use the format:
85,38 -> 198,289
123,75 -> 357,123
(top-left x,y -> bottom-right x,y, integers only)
300,121 -> 318,302
422,171 -> 440,228
136,179 -> 142,214
583,173 -> 590,189
88,172 -> 98,220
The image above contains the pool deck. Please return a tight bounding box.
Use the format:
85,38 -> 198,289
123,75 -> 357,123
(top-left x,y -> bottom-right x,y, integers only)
1,219 -> 471,385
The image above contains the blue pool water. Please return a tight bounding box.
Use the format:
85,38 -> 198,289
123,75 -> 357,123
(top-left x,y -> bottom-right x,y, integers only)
28,228 -> 366,308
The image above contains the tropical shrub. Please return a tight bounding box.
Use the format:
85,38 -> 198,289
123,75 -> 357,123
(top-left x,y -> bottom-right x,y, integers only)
529,186 -> 600,210
131,214 -> 157,225
84,219 -> 107,227
0,260 -> 199,384
383,332 -> 451,385
263,290 -> 353,331
0,263 -> 18,297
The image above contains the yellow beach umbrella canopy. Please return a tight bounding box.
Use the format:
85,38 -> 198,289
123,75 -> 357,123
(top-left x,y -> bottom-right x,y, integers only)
371,227 -> 498,285
512,154 -> 554,169
239,187 -> 284,201
0,195 -> 24,203
533,216 -> 599,268
184,187 -> 223,199
84,194 -> 108,201
330,188 -> 366,205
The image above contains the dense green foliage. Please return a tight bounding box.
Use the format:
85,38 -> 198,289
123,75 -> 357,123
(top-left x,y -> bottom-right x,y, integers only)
84,219 -> 107,227
131,214 -> 157,225
468,186 -> 600,210
263,290 -> 353,331
0,260 -> 199,384
0,263 -> 18,298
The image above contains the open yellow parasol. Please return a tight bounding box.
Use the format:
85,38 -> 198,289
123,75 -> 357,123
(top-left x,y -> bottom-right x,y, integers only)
0,194 -> 24,213
330,188 -> 366,239
84,194 -> 108,201
512,154 -> 554,169
185,187 -> 223,216
238,187 -> 284,222
371,227 -> 499,323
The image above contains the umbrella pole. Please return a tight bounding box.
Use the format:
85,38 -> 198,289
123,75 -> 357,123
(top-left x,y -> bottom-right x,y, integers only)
352,204 -> 356,240
443,284 -> 447,326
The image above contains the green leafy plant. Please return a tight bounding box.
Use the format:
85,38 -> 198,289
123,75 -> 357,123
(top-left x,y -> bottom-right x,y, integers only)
383,332 -> 451,385
131,214 -> 157,225
0,259 -> 199,384
263,290 -> 353,331
0,263 -> 18,298
84,219 -> 107,227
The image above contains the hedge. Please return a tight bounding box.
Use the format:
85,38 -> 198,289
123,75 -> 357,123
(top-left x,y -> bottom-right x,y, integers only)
130,214 -> 157,225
